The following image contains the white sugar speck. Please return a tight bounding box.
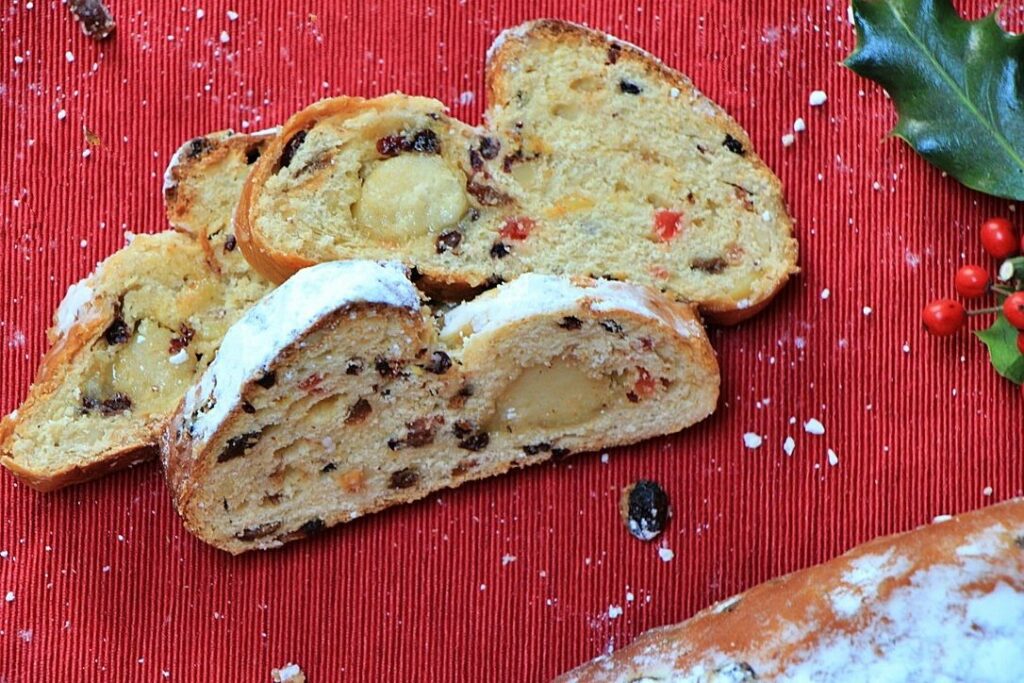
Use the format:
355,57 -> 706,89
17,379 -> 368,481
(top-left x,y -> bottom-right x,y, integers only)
902,342 -> 911,353
626,591 -> 635,602
804,418 -> 825,435
743,432 -> 763,449
65,50 -> 75,63
827,448 -> 839,466
783,436 -> 796,456
982,486 -> 993,496
18,629 -> 32,642
809,90 -> 828,106
862,306 -> 873,316
219,30 -> 230,44
79,239 -> 88,248
669,87 -> 680,98
168,348 -> 188,365
794,117 -> 807,132
57,109 -> 67,121
195,8 -> 205,19
607,604 -> 623,619
501,554 -> 517,566
782,133 -> 795,147
458,90 -> 475,106
226,10 -> 239,20
479,583 -> 486,591
658,547 -> 675,562
932,514 -> 953,524
4,591 -> 13,603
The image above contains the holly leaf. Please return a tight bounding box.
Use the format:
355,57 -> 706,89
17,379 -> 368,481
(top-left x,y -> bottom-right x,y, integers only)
975,313 -> 1024,384
845,0 -> 1024,200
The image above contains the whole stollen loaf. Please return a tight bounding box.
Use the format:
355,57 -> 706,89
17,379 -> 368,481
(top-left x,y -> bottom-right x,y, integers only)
557,499 -> 1024,682
162,260 -> 720,553
236,19 -> 798,324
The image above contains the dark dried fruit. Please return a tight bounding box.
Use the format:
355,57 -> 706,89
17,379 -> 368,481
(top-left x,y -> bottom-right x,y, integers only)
469,148 -> 484,171
406,417 -> 440,447
320,463 -> 337,473
425,351 -> 452,374
241,401 -> 256,414
374,356 -> 402,377
621,479 -> 671,541
490,242 -> 511,259
467,179 -> 513,206
435,230 -> 463,254
407,129 -> 440,154
377,135 -> 404,157
722,134 -> 746,155
224,234 -> 237,252
551,447 -> 571,458
479,136 -> 501,159
235,522 -> 281,541
389,467 -> 420,489
244,146 -> 261,165
168,323 -> 195,354
691,257 -> 727,274
298,518 -> 326,536
345,398 -> 372,425
458,431 -> 489,451
68,0 -> 116,41
599,319 -> 623,335
522,442 -> 551,456
217,430 -> 262,463
606,43 -> 622,64
559,316 -> 583,330
186,137 -> 213,159
278,130 -> 307,169
714,662 -> 758,681
345,358 -> 365,375
619,80 -> 642,95
81,393 -> 132,416
452,420 -> 473,438
448,384 -> 473,409
298,373 -> 323,392
255,370 -> 277,389
502,149 -> 525,173
103,316 -> 130,345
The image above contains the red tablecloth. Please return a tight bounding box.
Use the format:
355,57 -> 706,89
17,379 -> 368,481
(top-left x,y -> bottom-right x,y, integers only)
2,1 -> 1021,680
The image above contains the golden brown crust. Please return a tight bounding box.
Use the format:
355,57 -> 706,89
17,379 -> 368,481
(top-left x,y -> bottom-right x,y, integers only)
558,499 -> 1024,681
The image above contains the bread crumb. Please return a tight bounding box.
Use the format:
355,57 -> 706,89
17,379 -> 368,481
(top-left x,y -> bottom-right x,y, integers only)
271,663 -> 305,683
827,448 -> 839,466
932,514 -> 953,524
783,436 -> 796,456
742,433 -> 763,449
781,133 -> 795,147
65,50 -> 75,63
608,604 -> 623,619
657,547 -> 674,562
809,90 -> 828,106
219,30 -> 230,43
804,418 -> 825,435
226,10 -> 239,20
793,117 -> 806,132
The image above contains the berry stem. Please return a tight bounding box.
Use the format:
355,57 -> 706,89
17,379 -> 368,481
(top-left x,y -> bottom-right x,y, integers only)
992,284 -> 1017,297
967,306 -> 1002,316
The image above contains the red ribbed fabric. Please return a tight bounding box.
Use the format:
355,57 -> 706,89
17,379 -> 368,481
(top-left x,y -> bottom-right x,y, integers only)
1,1 -> 1020,680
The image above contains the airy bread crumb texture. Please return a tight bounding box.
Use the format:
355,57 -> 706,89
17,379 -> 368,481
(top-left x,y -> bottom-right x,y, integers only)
239,20 -> 797,322
163,265 -> 719,553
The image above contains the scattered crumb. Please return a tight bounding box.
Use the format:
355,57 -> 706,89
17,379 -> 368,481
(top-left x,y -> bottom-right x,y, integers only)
820,288 -> 830,300
657,547 -> 674,562
195,8 -> 205,19
809,90 -> 828,106
827,448 -> 839,466
57,109 -> 67,121
742,432 -> 763,449
781,133 -> 795,147
932,514 -> 953,524
625,591 -> 635,602
458,90 -> 475,106
65,50 -> 75,63
982,486 -> 993,497
501,554 -> 517,566
4,591 -> 13,603
219,30 -> 230,44
862,306 -> 873,316
793,117 -> 806,132
804,418 -> 825,436
783,436 -> 796,456
607,604 -> 623,619
226,10 -> 239,21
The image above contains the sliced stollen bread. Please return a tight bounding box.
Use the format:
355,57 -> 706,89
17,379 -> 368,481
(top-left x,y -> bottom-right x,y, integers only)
0,131 -> 274,491
558,499 -> 1024,682
236,20 -> 798,323
162,261 -> 719,553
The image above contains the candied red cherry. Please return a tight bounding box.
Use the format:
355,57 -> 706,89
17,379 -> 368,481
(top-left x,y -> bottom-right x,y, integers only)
1003,292 -> 1024,330
922,299 -> 965,336
654,209 -> 683,241
953,265 -> 989,298
980,218 -> 1018,259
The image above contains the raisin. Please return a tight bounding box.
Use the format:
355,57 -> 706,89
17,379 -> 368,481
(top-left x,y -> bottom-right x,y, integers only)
619,80 -> 642,95
241,401 -> 256,414
469,148 -> 484,171
451,458 -> 477,477
298,374 -> 322,392
278,130 -> 307,169
467,179 -> 513,206
691,257 -> 727,274
522,442 -> 551,456
345,358 -> 365,375
255,370 -> 277,389
490,242 -> 511,259
406,129 -> 440,154
405,417 -> 440,447
723,134 -> 746,155
82,393 -> 133,416
479,136 -> 501,159
606,43 -> 622,64
714,662 -> 758,681
345,398 -> 372,425
168,323 -> 195,354
374,356 -> 401,377
297,518 -> 326,536
551,448 -> 571,458
103,316 -> 130,345
377,135 -> 404,157
185,137 -> 213,159
599,319 -> 623,335
435,230 -> 462,254
68,0 -> 116,41
458,431 -> 489,451
452,420 -> 474,439
1016,535 -> 1024,549
620,479 -> 671,541
389,467 -> 420,489
235,522 -> 281,541
425,351 -> 452,374
224,234 -> 237,252
559,316 -> 583,330
448,385 -> 473,409
217,430 -> 262,463
244,146 -> 261,165
320,463 -> 337,473
502,149 -> 525,173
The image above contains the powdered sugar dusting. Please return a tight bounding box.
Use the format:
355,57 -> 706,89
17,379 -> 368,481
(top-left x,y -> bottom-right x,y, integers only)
183,261 -> 419,445
54,276 -> 96,336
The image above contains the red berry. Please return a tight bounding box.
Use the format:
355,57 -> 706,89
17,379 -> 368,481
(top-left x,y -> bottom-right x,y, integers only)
922,299 -> 966,336
1003,292 -> 1024,330
979,217 -> 1019,259
499,216 -> 535,241
1017,332 -> 1024,355
953,265 -> 989,298
653,210 -> 684,241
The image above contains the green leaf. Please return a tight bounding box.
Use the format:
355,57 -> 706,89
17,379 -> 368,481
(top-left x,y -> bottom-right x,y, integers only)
845,0 -> 1024,200
975,313 -> 1024,384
